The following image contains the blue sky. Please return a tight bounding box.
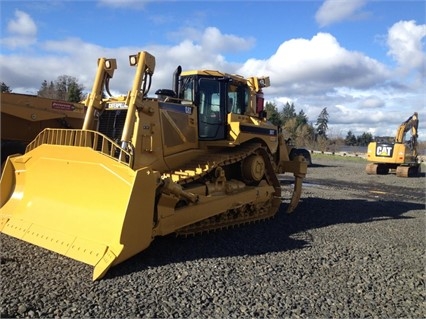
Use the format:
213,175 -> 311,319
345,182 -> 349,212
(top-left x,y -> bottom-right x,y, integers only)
1,0 -> 425,139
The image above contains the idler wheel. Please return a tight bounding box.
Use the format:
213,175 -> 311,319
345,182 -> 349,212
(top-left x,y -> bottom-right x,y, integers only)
241,154 -> 265,184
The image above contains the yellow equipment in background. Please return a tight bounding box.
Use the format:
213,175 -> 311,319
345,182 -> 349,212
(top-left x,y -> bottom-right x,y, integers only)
0,51 -> 307,280
366,112 -> 420,177
1,92 -> 86,164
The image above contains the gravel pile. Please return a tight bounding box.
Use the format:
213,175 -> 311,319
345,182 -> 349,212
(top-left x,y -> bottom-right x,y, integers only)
1,155 -> 425,318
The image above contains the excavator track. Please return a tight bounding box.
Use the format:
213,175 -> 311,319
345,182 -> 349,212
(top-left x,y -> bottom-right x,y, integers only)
396,165 -> 420,177
365,163 -> 389,175
161,142 -> 284,236
366,163 -> 420,177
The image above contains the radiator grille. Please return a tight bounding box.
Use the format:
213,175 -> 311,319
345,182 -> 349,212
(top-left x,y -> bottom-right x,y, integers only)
98,110 -> 127,143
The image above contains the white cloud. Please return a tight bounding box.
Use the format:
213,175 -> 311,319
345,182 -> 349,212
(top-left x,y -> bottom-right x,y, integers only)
315,0 -> 368,27
201,27 -> 255,53
387,20 -> 426,72
237,32 -> 389,95
1,10 -> 37,49
324,104 -> 420,138
0,27 -> 248,96
7,10 -> 37,36
359,96 -> 385,109
169,27 -> 255,54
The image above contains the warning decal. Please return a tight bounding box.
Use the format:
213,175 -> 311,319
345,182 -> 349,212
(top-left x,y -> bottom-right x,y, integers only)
52,101 -> 75,111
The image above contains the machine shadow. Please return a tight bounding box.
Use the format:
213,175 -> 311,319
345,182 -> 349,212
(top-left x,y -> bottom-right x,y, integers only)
107,197 -> 424,279
308,163 -> 340,168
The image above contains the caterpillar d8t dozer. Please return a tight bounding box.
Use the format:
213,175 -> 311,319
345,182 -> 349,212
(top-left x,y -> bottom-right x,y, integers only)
0,51 -> 307,280
365,112 -> 420,177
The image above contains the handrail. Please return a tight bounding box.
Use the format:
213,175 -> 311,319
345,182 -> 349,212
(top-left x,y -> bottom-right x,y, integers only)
26,128 -> 133,166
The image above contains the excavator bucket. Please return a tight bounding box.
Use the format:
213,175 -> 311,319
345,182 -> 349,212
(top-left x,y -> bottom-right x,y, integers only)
0,142 -> 158,280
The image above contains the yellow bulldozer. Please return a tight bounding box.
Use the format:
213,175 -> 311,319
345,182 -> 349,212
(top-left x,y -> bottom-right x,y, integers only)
365,112 -> 420,177
1,92 -> 86,164
0,51 -> 307,280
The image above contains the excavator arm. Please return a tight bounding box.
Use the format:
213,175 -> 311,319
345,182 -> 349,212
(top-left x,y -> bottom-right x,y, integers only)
395,112 -> 419,157
395,112 -> 419,143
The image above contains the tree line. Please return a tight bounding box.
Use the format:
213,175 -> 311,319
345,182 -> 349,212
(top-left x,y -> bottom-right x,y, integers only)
265,101 -> 328,149
1,75 -> 85,102
265,101 -> 373,149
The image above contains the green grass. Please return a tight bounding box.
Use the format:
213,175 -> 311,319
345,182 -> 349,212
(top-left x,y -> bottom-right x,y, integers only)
311,152 -> 426,168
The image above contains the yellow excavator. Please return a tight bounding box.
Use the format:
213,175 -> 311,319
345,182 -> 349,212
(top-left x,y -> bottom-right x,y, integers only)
366,112 -> 420,177
0,51 -> 307,280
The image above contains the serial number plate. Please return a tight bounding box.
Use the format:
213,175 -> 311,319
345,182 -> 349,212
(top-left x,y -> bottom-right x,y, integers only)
107,102 -> 127,109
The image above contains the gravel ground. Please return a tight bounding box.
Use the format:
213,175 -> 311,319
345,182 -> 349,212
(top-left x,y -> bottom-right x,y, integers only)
1,155 -> 425,318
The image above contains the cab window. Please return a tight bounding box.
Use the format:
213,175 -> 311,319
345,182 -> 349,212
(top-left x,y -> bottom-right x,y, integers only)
227,82 -> 249,115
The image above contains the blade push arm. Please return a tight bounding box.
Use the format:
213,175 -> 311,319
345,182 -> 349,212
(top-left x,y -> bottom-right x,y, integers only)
120,51 -> 156,150
82,57 -> 117,130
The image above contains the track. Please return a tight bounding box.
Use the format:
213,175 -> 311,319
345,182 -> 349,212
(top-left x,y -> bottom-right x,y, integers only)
162,142 -> 287,235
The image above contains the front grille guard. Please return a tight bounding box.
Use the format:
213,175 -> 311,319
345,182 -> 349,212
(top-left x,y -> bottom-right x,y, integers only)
26,128 -> 133,167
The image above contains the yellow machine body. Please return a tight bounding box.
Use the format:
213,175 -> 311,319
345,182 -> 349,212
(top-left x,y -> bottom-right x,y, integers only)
0,51 -> 307,280
366,112 -> 420,177
1,143 -> 157,279
1,92 -> 86,164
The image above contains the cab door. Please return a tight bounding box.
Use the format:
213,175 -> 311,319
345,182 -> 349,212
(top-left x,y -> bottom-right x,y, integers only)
197,78 -> 226,140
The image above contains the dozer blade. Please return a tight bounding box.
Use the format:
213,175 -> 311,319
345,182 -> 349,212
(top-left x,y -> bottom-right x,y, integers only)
0,144 -> 158,280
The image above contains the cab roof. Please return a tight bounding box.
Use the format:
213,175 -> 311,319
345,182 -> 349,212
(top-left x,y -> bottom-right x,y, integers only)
180,69 -> 247,83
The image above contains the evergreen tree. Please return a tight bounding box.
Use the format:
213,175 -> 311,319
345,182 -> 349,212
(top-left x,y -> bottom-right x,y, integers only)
281,102 -> 296,124
315,107 -> 329,139
296,109 -> 308,127
1,82 -> 12,93
265,102 -> 282,127
357,132 -> 373,146
345,131 -> 357,146
67,81 -> 83,102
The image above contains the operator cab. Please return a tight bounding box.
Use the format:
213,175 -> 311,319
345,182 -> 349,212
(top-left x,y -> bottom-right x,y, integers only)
177,71 -> 251,141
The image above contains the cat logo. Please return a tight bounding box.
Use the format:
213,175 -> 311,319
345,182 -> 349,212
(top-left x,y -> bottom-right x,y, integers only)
376,145 -> 393,157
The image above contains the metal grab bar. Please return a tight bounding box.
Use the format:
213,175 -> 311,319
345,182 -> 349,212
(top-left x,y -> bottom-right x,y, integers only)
26,128 -> 133,166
